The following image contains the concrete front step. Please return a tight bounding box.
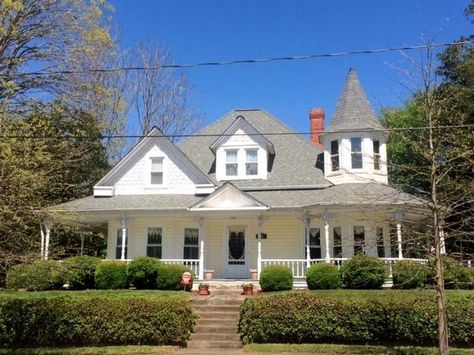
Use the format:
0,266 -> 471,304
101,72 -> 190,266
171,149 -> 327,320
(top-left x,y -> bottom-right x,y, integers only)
196,318 -> 238,327
196,311 -> 238,320
187,339 -> 243,349
191,332 -> 240,341
192,304 -> 241,312
195,324 -> 238,333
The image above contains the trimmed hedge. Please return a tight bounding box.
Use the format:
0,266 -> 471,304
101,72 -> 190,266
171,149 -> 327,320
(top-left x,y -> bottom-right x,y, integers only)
340,255 -> 387,289
306,263 -> 342,290
156,264 -> 193,291
259,266 -> 293,292
6,261 -> 66,291
0,296 -> 196,347
63,256 -> 101,290
238,292 -> 474,347
393,260 -> 429,289
95,261 -> 129,289
127,257 -> 162,289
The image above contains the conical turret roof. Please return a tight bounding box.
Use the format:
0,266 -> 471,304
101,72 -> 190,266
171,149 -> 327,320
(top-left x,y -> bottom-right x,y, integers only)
327,68 -> 383,132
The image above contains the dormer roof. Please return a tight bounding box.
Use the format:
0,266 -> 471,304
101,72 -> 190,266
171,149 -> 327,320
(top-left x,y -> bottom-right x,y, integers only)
326,68 -> 383,133
209,115 -> 275,154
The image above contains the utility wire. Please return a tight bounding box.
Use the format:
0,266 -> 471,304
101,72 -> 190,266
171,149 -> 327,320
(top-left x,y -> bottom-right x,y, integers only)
1,124 -> 473,140
1,41 -> 471,78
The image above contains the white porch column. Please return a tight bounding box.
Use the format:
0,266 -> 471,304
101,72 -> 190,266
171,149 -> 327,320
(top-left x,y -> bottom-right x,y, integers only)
80,232 -> 85,256
40,224 -> 45,260
198,217 -> 205,280
322,213 -> 331,262
120,218 -> 127,261
395,212 -> 403,259
43,220 -> 53,261
439,221 -> 446,255
303,216 -> 311,268
257,215 -> 263,279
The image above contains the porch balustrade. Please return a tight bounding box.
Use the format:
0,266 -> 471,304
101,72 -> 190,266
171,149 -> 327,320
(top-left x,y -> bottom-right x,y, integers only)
122,258 -> 201,277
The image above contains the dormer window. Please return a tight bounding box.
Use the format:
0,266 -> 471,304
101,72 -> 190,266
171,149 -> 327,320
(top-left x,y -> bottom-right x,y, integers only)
245,149 -> 258,175
373,140 -> 380,170
225,150 -> 238,176
150,157 -> 163,184
351,137 -> 363,169
330,140 -> 339,171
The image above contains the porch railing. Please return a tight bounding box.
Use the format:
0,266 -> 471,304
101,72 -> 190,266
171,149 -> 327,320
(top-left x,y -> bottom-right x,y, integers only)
121,258 -> 200,277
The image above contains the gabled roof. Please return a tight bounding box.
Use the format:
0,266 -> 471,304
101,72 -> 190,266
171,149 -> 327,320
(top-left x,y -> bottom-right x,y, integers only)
189,183 -> 269,211
96,127 -> 213,187
209,115 -> 275,154
326,68 -> 383,133
179,109 -> 331,189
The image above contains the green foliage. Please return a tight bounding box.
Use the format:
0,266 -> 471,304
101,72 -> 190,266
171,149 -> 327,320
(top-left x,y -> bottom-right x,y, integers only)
156,265 -> 193,291
340,255 -> 387,289
427,257 -> 473,289
63,256 -> 101,290
306,263 -> 342,290
392,260 -> 429,289
238,292 -> 474,346
127,257 -> 161,289
0,295 -> 196,347
95,261 -> 129,290
6,261 -> 66,291
259,266 -> 293,292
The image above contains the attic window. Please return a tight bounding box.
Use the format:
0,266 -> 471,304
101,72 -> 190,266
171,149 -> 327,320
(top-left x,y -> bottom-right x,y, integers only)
225,150 -> 238,176
351,137 -> 363,169
245,149 -> 258,175
150,157 -> 163,184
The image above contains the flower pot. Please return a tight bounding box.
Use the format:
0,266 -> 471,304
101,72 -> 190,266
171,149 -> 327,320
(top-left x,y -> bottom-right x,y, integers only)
198,285 -> 210,296
241,285 -> 254,296
250,269 -> 258,280
204,270 -> 214,280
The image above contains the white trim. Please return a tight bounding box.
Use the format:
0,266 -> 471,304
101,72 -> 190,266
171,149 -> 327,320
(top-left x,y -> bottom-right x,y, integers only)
94,186 -> 114,197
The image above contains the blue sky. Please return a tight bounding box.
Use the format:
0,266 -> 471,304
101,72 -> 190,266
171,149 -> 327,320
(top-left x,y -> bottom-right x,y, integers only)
109,0 -> 472,134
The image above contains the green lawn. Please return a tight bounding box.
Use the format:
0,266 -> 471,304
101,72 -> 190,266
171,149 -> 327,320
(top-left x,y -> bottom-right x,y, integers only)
0,345 -> 177,354
0,289 -> 191,299
244,343 -> 474,354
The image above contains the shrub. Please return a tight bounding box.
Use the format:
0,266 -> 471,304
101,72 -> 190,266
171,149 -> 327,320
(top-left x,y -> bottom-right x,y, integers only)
306,263 -> 341,290
156,264 -> 193,291
428,257 -> 473,289
0,295 -> 197,347
392,260 -> 429,289
6,261 -> 66,291
259,266 -> 293,292
238,292 -> 474,347
127,257 -> 162,289
63,256 -> 101,290
340,254 -> 387,289
95,261 -> 128,289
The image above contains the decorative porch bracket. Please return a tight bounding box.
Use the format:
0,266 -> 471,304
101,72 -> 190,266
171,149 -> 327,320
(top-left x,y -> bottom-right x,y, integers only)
395,212 -> 404,259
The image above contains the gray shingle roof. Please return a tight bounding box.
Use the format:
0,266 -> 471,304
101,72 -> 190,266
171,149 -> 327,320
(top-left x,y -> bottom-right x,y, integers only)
327,68 -> 383,132
178,109 -> 330,188
49,183 -> 423,212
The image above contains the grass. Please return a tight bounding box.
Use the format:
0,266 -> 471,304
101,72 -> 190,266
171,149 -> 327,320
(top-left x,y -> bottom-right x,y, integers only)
0,289 -> 191,300
0,345 -> 177,354
244,343 -> 474,354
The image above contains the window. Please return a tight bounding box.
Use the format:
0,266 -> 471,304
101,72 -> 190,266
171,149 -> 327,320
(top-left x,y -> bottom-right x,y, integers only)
150,157 -> 163,185
333,227 -> 342,258
351,137 -> 363,169
376,226 -> 385,257
330,140 -> 339,171
373,140 -> 381,170
308,228 -> 321,259
225,150 -> 238,176
353,226 -> 365,254
245,149 -> 258,175
115,229 -> 127,259
147,227 -> 162,258
183,228 -> 199,259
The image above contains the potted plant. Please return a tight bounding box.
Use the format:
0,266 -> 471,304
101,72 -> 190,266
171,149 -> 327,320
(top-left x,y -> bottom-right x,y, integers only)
250,268 -> 258,280
241,283 -> 254,296
198,283 -> 210,296
204,269 -> 214,280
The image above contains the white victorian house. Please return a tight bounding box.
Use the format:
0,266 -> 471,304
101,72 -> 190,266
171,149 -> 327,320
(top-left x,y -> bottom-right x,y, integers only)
48,69 -> 427,281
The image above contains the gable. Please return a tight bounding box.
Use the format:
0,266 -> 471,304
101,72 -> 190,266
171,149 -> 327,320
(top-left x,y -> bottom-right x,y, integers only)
189,183 -> 269,211
94,127 -> 214,196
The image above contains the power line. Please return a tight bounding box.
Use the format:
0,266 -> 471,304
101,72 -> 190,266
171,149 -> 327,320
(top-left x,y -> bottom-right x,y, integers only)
1,124 -> 473,140
1,41 -> 471,78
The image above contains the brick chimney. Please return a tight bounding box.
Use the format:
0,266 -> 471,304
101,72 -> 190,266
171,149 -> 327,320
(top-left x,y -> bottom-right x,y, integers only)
309,108 -> 325,148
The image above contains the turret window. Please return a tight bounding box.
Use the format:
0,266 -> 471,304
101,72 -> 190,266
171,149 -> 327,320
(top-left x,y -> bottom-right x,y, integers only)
330,140 -> 339,171
351,137 -> 363,169
373,140 -> 381,170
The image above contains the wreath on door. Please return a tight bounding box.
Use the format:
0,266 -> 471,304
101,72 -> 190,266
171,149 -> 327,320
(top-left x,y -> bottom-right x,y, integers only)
229,231 -> 245,260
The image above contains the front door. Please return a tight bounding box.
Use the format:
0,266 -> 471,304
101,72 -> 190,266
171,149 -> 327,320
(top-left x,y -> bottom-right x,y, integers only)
225,226 -> 248,278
